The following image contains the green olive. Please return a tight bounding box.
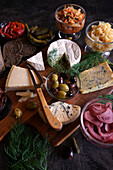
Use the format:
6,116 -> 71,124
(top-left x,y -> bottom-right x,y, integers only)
56,91 -> 67,99
26,101 -> 37,110
14,108 -> 23,118
59,84 -> 69,92
51,74 -> 58,82
51,81 -> 59,89
64,79 -> 71,84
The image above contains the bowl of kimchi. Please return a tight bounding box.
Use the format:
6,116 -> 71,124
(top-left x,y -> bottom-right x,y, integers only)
80,97 -> 113,147
55,4 -> 86,40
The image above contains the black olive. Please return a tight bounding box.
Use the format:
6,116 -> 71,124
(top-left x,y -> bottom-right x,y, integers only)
51,88 -> 58,95
60,73 -> 69,79
69,83 -> 76,89
58,77 -> 64,84
66,147 -> 74,159
67,90 -> 74,97
70,76 -> 77,83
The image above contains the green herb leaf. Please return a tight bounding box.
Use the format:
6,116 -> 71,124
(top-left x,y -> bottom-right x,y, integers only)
4,121 -> 50,170
53,51 -> 113,76
99,94 -> 113,100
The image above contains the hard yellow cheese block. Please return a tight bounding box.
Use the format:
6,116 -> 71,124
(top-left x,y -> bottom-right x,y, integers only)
5,65 -> 40,91
77,62 -> 113,94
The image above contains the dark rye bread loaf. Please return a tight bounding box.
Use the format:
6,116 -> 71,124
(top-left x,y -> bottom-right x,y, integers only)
3,38 -> 36,67
3,40 -> 23,67
17,38 -> 37,57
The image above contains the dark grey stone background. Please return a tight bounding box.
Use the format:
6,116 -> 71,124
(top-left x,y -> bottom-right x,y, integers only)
0,0 -> 113,169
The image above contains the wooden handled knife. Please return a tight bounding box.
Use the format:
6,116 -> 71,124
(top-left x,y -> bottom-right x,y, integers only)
25,62 -> 63,131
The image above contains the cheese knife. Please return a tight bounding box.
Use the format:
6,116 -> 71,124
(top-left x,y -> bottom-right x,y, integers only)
25,62 -> 63,131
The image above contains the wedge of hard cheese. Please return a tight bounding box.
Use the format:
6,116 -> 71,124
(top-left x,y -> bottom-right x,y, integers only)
27,51 -> 45,71
38,101 -> 81,125
5,65 -> 40,91
77,62 -> 113,94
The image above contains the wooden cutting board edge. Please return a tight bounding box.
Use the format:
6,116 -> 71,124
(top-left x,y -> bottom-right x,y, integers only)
28,88 -> 113,147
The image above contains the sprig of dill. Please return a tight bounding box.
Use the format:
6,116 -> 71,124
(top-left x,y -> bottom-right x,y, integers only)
53,52 -> 113,76
4,121 -> 50,170
99,94 -> 113,100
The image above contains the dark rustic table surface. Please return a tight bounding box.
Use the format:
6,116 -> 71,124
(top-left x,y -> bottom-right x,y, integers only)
0,0 -> 113,170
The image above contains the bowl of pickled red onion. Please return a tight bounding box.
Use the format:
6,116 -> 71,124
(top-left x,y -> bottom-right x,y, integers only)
80,97 -> 113,147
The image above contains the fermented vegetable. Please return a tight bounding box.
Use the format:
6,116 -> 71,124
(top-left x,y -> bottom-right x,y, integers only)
28,25 -> 54,46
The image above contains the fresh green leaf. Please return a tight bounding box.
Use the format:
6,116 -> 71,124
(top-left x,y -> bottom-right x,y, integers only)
4,121 -> 50,170
99,94 -> 113,100
53,51 -> 113,76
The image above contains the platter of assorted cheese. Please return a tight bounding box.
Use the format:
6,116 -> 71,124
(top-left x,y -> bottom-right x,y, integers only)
0,20 -> 113,146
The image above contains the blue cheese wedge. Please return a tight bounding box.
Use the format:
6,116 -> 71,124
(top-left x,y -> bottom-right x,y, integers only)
47,39 -> 81,67
77,62 -> 113,94
38,101 -> 81,125
5,65 -> 40,91
27,51 -> 45,71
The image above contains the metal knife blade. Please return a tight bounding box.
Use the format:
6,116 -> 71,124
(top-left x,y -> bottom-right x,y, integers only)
26,62 -> 43,85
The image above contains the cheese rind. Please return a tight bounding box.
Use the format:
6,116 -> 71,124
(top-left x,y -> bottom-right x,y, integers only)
5,65 -> 40,91
47,39 -> 81,67
38,101 -> 81,125
77,62 -> 113,94
27,51 -> 45,71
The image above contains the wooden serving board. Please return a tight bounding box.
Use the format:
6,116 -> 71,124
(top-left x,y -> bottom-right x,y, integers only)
0,47 -> 113,146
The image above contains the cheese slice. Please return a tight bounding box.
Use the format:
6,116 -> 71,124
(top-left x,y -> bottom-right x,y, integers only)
38,101 -> 81,125
47,39 -> 81,67
77,62 -> 113,94
5,65 -> 40,91
27,51 -> 45,71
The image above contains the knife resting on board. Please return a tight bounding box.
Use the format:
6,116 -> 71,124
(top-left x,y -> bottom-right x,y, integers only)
25,62 -> 63,131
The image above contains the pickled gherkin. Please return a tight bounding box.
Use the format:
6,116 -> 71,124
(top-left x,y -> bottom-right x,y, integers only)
28,25 -> 54,46
37,34 -> 50,39
30,25 -> 38,34
33,27 -> 48,36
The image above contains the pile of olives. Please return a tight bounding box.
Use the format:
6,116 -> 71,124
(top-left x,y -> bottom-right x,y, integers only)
49,72 -> 77,99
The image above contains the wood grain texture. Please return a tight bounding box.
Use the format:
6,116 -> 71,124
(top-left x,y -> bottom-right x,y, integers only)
0,47 -> 113,146
36,87 -> 63,130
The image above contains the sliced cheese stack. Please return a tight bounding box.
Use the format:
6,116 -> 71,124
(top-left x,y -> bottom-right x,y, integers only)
77,62 -> 113,94
27,51 -> 45,71
5,65 -> 40,91
47,39 -> 81,67
38,101 -> 81,125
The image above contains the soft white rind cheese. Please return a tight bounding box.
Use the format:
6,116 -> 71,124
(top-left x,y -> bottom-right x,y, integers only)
47,39 -> 81,67
27,51 -> 45,71
38,101 -> 81,125
5,65 -> 39,91
77,62 -> 113,94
